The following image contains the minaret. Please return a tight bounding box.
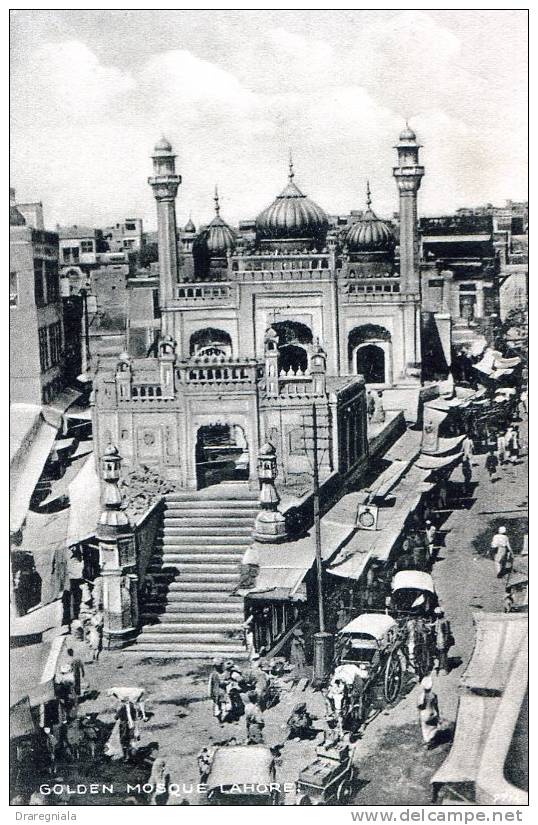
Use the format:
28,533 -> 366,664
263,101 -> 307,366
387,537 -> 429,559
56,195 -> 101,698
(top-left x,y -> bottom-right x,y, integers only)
393,123 -> 424,295
148,136 -> 181,326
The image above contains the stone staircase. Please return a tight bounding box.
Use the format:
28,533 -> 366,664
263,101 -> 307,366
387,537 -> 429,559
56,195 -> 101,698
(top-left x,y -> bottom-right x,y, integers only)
131,487 -> 259,658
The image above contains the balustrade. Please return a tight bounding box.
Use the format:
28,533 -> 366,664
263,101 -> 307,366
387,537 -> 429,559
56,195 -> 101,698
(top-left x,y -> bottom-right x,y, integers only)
175,283 -> 234,303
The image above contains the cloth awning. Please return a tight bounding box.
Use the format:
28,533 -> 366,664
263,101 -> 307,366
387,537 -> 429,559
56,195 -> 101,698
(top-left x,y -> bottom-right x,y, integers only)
431,692 -> 500,787
328,466 -> 434,578
65,405 -> 92,421
66,454 -> 101,546
10,415 -> 60,534
10,599 -> 64,639
462,613 -> 528,695
44,387 -> 83,420
414,452 -> 463,471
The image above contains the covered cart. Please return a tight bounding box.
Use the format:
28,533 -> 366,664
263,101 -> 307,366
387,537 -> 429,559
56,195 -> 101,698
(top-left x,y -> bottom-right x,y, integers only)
329,614 -> 403,734
390,571 -> 437,678
204,745 -> 282,806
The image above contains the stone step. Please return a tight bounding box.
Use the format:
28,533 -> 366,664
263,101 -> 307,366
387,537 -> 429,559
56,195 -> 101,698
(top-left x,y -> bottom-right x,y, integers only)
149,553 -> 243,565
150,591 -> 243,604
136,630 -> 242,644
161,532 -> 252,545
141,602 -> 243,624
164,500 -> 259,511
141,607 -> 243,630
147,562 -> 240,575
140,620 -> 243,633
160,516 -> 256,528
150,579 -> 235,592
126,643 -> 246,658
160,525 -> 253,537
166,490 -> 258,503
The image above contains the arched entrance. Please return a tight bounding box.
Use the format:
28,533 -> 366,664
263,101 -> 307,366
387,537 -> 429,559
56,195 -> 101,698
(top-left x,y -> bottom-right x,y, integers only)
190,327 -> 232,358
195,423 -> 250,488
271,320 -> 313,374
356,344 -> 386,384
348,324 -> 392,384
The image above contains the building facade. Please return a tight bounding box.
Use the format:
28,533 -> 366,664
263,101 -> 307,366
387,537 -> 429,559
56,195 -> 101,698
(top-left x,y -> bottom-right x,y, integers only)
10,189 -> 65,405
93,127 -> 424,490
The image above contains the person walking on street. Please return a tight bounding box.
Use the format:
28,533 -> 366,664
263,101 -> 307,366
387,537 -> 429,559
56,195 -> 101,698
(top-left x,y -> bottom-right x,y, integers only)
424,520 -> 437,561
432,608 -> 452,674
66,648 -> 85,698
497,432 -> 507,465
485,449 -> 498,482
289,627 -> 307,682
208,658 -> 225,723
511,425 -> 521,460
417,675 -> 442,749
462,435 -> 474,464
244,691 -> 265,744
491,526 -> 513,578
462,458 -> 473,496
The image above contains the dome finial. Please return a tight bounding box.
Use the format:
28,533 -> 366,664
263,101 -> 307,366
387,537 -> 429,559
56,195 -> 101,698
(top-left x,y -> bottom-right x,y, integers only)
214,185 -> 220,217
288,149 -> 294,182
366,180 -> 372,210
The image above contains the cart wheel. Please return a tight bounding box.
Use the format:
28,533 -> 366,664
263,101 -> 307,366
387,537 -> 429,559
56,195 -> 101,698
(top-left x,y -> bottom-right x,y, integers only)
336,779 -> 353,804
297,795 -> 312,805
416,639 -> 434,680
384,651 -> 403,703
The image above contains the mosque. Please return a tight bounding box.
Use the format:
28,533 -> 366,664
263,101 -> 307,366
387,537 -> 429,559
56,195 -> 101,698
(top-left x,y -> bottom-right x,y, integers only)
94,125 -> 425,491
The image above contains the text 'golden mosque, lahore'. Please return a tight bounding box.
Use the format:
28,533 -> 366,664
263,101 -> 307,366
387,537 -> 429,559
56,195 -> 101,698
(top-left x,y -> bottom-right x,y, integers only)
94,125 -> 425,491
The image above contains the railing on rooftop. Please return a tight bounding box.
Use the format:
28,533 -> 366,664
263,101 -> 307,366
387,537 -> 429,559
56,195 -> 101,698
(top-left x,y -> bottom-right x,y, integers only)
174,282 -> 236,303
176,356 -> 263,387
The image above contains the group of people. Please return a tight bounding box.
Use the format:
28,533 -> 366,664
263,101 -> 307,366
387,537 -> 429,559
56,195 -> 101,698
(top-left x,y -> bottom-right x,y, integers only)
104,687 -> 148,762
208,654 -> 279,741
485,424 -> 521,481
394,518 -> 438,574
366,390 -> 386,425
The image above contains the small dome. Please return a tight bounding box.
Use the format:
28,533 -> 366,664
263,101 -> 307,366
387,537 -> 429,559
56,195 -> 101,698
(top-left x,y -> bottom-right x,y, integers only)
256,158 -> 328,241
184,217 -> 196,233
346,183 -> 394,253
154,136 -> 173,153
199,187 -> 236,257
399,123 -> 417,142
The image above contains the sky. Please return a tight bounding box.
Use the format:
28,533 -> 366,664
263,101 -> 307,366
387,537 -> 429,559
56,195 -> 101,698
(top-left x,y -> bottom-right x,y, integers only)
10,10 -> 528,231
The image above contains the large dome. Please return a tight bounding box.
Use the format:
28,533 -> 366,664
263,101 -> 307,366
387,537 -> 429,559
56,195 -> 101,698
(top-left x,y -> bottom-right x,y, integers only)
256,161 -> 328,241
346,184 -> 394,253
199,188 -> 236,257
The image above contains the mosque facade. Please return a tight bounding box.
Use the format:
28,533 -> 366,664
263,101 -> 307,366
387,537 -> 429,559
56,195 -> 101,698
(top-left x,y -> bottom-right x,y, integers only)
94,126 -> 425,491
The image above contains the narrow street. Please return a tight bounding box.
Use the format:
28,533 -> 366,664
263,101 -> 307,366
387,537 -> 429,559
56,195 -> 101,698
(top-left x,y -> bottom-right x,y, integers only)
352,417 -> 528,804
39,420 -> 527,807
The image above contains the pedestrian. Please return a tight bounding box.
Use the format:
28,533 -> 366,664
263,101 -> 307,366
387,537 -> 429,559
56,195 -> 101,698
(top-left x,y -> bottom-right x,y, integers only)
462,459 -> 473,496
42,727 -> 57,775
490,526 -> 513,577
286,702 -> 315,741
485,449 -> 498,482
412,535 -> 429,571
57,663 -> 78,722
86,614 -> 102,661
208,658 -> 225,722
242,614 -> 255,661
519,388 -> 527,417
432,608 -> 452,674
66,547 -> 85,621
66,648 -> 85,697
462,434 -> 474,463
511,425 -> 521,460
424,520 -> 437,561
289,627 -> 307,681
115,698 -> 138,762
416,675 -> 441,749
147,757 -> 170,805
197,747 -> 214,783
496,432 -> 507,465
244,691 -> 265,744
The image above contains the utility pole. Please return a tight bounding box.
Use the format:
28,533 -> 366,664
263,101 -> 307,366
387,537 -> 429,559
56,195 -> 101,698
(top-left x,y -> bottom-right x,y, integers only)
311,402 -> 333,683
312,403 -> 325,633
